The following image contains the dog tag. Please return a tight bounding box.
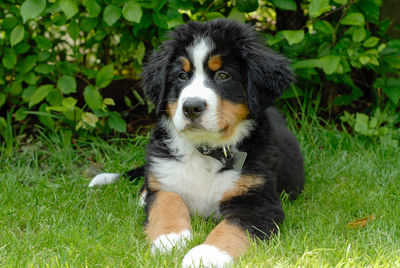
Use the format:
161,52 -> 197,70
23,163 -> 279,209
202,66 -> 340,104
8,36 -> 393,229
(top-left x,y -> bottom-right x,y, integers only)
232,151 -> 247,171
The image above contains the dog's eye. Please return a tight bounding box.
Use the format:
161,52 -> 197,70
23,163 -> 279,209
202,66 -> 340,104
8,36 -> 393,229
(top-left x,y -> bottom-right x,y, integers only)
215,71 -> 230,81
178,72 -> 189,80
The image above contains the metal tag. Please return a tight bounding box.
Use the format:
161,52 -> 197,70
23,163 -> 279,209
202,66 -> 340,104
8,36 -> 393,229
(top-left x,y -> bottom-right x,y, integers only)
232,151 -> 247,171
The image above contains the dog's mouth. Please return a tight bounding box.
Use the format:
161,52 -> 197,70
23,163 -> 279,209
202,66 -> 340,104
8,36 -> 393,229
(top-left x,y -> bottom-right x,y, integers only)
180,120 -> 229,134
182,122 -> 208,132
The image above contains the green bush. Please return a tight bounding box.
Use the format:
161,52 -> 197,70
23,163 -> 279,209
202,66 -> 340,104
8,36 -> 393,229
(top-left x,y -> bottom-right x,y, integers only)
0,0 -> 399,138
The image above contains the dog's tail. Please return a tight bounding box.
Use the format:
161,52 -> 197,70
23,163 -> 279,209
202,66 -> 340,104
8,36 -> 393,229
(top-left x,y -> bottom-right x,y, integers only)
88,166 -> 145,187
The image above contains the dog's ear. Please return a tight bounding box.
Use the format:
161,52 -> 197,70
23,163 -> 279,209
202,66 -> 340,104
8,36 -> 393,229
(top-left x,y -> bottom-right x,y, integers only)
241,43 -> 294,118
141,43 -> 173,116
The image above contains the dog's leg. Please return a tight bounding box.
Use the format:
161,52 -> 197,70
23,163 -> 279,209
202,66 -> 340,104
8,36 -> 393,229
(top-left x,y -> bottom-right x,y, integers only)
182,175 -> 284,268
145,191 -> 192,254
181,220 -> 249,268
182,220 -> 249,268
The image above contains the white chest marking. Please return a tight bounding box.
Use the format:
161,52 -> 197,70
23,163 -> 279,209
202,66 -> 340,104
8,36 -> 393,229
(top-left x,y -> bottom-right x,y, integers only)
151,151 -> 240,218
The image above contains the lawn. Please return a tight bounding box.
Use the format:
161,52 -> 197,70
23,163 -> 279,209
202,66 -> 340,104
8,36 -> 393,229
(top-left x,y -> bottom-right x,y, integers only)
0,121 -> 399,267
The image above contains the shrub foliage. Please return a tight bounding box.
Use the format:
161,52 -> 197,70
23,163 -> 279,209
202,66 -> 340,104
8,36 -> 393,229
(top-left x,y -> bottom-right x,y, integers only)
0,0 -> 399,136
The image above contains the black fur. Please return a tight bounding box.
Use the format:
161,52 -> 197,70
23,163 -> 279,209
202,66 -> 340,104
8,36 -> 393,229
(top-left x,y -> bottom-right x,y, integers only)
138,19 -> 304,241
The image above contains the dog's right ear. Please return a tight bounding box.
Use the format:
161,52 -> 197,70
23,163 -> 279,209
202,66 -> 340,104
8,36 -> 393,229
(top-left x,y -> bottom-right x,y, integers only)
141,43 -> 173,116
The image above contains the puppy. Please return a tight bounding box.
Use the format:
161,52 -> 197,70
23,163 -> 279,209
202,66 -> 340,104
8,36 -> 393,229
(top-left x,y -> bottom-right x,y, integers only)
91,19 -> 304,268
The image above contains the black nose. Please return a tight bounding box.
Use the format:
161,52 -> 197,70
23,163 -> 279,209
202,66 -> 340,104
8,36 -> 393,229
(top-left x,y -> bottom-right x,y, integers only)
182,98 -> 206,121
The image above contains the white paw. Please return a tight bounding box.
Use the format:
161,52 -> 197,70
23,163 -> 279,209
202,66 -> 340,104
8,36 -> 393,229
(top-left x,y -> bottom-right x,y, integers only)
182,244 -> 233,268
151,230 -> 192,254
88,173 -> 120,187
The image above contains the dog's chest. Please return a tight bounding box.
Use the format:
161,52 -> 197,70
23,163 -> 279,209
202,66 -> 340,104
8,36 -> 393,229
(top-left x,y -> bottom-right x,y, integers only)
151,153 -> 240,217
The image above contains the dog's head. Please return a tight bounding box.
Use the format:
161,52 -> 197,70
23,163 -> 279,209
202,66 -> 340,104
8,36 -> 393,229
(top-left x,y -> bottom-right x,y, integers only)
142,19 -> 293,145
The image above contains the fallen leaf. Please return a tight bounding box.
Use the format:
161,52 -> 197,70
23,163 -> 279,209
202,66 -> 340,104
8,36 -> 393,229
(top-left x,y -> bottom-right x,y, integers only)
347,215 -> 376,228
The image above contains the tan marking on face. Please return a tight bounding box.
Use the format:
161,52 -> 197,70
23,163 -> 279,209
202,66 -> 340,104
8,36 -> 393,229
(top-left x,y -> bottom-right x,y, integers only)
208,55 -> 222,71
218,99 -> 249,140
180,57 -> 191,73
145,191 -> 192,241
167,101 -> 178,118
147,172 -> 162,191
221,175 -> 264,202
204,220 -> 250,258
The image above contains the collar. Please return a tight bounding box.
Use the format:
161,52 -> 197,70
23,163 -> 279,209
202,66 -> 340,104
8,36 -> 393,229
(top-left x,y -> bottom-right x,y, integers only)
196,145 -> 247,171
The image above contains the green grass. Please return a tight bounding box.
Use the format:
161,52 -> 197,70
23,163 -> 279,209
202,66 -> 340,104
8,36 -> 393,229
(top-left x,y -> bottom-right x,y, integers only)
0,122 -> 399,267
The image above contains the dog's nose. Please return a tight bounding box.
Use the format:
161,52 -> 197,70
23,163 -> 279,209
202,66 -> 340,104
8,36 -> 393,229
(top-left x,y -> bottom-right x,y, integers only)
183,98 -> 206,121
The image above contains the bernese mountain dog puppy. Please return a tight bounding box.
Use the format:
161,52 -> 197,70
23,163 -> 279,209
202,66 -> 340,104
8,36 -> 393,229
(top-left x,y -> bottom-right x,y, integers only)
90,19 -> 304,268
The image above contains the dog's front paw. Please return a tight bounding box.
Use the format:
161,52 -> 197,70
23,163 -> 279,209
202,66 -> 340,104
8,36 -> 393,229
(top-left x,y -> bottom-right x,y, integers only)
151,230 -> 192,254
182,244 -> 233,268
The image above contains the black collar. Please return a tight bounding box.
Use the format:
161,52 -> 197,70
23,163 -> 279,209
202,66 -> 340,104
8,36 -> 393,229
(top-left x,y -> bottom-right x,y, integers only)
197,145 -> 234,168
197,145 -> 240,170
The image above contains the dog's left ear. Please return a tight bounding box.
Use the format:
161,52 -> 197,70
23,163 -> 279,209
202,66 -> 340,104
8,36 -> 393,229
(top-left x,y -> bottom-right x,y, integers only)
241,42 -> 294,118
141,43 -> 173,116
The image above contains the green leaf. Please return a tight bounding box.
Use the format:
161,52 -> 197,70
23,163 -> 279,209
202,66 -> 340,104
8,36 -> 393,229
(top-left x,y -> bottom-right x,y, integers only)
108,112 -> 127,132
57,76 -> 77,94
38,103 -> 55,130
80,18 -> 98,32
341,12 -> 365,26
103,98 -> 115,106
15,107 -> 28,121
17,55 -> 37,73
59,0 -> 79,19
133,89 -> 145,105
384,55 -> 400,69
292,59 -> 321,69
34,64 -> 55,74
352,27 -> 366,42
270,0 -> 296,11
122,1 -> 143,23
20,0 -> 46,23
2,48 -> 17,69
320,55 -> 341,74
38,51 -> 50,61
83,0 -> 101,18
381,78 -> 400,104
354,113 -> 372,136
333,0 -> 347,4
152,13 -> 168,29
14,43 -> 30,54
0,93 -> 6,108
10,25 -> 25,47
205,12 -> 225,20
359,55 -> 370,65
314,20 -> 334,35
34,36 -> 52,50
282,30 -> 304,45
96,64 -> 114,88
228,8 -> 246,23
2,17 -> 18,30
309,0 -> 330,18
235,0 -> 259,12
135,41 -> 145,65
10,82 -> 22,95
29,84 -> 53,107
46,89 -> 63,106
83,85 -> 103,111
22,86 -> 36,102
103,5 -> 121,26
24,72 -> 37,85
363,37 -> 379,47
167,18 -> 184,29
67,20 -> 80,41
82,112 -> 99,127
